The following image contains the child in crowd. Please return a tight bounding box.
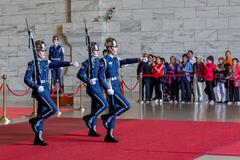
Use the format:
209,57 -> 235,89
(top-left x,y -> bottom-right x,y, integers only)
152,56 -> 164,103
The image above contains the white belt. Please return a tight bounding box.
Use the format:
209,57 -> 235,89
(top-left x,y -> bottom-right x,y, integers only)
41,80 -> 48,83
51,58 -> 61,60
107,77 -> 118,81
91,78 -> 98,81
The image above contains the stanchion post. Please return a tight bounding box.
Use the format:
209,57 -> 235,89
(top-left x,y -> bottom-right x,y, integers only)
56,79 -> 61,117
78,82 -> 85,114
138,76 -> 143,104
0,75 -> 10,125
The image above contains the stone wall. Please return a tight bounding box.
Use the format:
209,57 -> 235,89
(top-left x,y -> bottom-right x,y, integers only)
0,0 -> 71,89
1,0 -> 240,90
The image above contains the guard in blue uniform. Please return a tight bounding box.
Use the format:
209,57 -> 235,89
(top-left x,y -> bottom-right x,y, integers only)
49,35 -> 64,92
77,42 -> 109,137
99,37 -> 140,143
25,40 -> 79,146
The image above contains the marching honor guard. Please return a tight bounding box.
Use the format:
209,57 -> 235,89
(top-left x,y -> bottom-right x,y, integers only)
49,35 -> 65,92
24,40 -> 79,146
77,42 -> 109,137
99,37 -> 140,143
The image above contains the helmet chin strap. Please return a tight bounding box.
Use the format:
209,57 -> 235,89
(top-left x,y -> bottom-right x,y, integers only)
108,47 -> 117,56
92,51 -> 99,57
37,51 -> 46,59
92,54 -> 99,57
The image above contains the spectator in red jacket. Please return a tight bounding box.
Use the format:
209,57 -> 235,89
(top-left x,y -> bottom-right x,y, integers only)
152,56 -> 164,103
204,56 -> 216,105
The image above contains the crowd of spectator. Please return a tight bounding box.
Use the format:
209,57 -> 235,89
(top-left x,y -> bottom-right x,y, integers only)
137,50 -> 240,105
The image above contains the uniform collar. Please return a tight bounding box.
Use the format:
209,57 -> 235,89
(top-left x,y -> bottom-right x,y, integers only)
107,54 -> 114,59
37,58 -> 48,61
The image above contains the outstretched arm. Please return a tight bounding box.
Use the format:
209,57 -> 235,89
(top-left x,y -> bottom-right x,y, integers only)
49,60 -> 71,69
120,58 -> 140,67
49,61 -> 78,69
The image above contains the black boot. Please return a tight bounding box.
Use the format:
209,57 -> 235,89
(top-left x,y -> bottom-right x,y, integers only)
88,129 -> 101,137
104,128 -> 118,143
83,115 -> 93,130
101,114 -> 110,129
29,117 -> 38,134
33,136 -> 48,146
104,135 -> 118,143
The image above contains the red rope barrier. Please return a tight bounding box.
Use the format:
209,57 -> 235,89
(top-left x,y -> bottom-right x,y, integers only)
6,84 -> 31,97
58,84 -> 81,98
142,74 -> 194,78
142,73 -> 238,79
122,80 -> 139,91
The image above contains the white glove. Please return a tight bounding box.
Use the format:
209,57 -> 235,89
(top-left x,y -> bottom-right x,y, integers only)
60,67 -> 63,70
37,86 -> 44,93
107,89 -> 114,96
70,61 -> 79,67
89,78 -> 96,85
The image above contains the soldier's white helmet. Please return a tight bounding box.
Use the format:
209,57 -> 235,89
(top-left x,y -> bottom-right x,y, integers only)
91,42 -> 99,51
35,40 -> 47,51
104,37 -> 118,47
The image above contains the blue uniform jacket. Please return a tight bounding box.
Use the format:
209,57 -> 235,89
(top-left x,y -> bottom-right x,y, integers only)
24,59 -> 71,97
49,45 -> 64,61
99,55 -> 139,92
77,57 -> 102,94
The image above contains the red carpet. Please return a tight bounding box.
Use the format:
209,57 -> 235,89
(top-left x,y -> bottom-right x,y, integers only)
0,107 -> 73,119
1,118 -> 240,160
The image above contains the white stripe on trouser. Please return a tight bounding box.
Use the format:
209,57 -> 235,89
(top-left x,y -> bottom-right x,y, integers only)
93,94 -> 106,116
41,97 -> 54,118
89,94 -> 106,126
39,130 -> 44,141
34,119 -> 43,136
107,94 -> 128,123
35,119 -> 43,127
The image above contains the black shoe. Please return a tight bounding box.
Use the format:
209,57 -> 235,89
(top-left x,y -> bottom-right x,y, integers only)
101,115 -> 109,129
33,137 -> 48,146
29,118 -> 38,134
104,135 -> 118,143
83,115 -> 93,130
88,130 -> 101,137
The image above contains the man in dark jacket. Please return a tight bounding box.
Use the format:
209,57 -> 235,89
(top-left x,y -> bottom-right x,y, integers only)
139,54 -> 154,102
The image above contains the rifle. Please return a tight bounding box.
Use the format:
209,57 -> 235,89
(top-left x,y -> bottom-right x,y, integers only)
25,18 -> 41,85
83,18 -> 93,78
